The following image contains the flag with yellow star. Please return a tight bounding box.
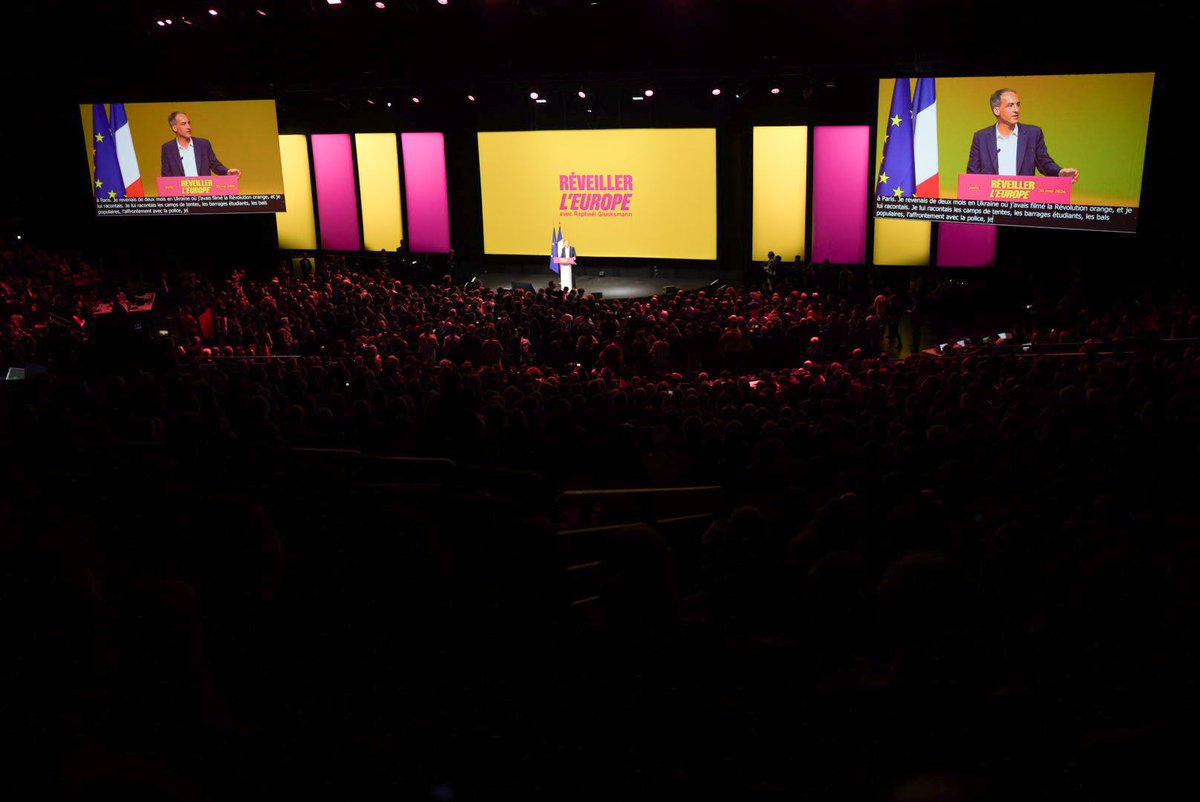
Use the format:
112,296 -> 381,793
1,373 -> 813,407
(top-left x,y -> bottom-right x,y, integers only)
876,79 -> 915,199
92,104 -> 125,202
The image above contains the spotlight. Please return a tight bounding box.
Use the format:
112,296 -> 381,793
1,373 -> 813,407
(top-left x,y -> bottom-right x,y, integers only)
577,90 -> 587,99
644,89 -> 654,97
208,8 -> 218,16
632,96 -> 644,101
438,0 -> 448,5
467,94 -> 476,102
366,99 -> 375,105
529,91 -> 539,100
376,1 -> 386,7
771,87 -> 781,94
412,97 -> 420,104
386,101 -> 392,107
164,18 -> 173,24
711,88 -> 721,96
156,20 -> 165,26
535,99 -> 548,104
256,9 -> 267,15
327,0 -> 342,5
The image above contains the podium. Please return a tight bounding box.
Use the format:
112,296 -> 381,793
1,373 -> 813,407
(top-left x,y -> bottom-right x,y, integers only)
957,173 -> 1073,204
157,174 -> 240,197
554,256 -> 577,290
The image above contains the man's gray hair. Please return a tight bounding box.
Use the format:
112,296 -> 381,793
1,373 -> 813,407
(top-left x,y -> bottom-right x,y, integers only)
167,111 -> 186,127
990,89 -> 1016,111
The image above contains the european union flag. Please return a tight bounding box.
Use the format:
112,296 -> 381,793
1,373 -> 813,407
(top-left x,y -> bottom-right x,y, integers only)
876,79 -> 915,199
92,104 -> 125,202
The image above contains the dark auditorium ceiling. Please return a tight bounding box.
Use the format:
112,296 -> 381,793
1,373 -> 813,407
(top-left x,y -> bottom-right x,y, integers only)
7,0 -> 1188,103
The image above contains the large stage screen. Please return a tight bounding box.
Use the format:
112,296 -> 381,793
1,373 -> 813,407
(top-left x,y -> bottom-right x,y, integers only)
80,100 -> 285,217
478,129 -> 717,260
873,73 -> 1153,233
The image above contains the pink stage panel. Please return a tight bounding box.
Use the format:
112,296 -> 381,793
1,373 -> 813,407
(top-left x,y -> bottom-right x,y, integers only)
400,133 -> 451,253
811,126 -> 869,265
311,134 -> 362,251
937,222 -> 997,267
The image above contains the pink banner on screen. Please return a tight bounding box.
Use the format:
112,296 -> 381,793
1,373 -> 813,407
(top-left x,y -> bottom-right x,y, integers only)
957,174 -> 1072,204
811,126 -> 869,265
311,134 -> 361,251
937,223 -> 997,268
400,133 -> 451,253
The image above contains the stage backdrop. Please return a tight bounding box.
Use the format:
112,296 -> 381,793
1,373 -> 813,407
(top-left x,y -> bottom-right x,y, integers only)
872,73 -> 1153,233
478,129 -> 717,260
80,100 -> 285,217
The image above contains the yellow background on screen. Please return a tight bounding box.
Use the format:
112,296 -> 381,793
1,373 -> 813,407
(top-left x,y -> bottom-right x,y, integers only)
752,126 -> 808,262
80,100 -> 285,197
478,129 -> 716,260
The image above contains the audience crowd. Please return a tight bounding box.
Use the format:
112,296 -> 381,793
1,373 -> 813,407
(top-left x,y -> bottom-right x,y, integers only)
3,239 -> 1197,799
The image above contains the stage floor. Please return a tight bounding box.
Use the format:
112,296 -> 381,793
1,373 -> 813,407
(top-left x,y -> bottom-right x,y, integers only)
475,268 -> 721,299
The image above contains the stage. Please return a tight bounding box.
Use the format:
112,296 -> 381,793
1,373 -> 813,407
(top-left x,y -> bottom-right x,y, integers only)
471,266 -> 725,300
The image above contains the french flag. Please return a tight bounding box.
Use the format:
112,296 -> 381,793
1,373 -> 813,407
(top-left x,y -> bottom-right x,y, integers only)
913,78 -> 938,198
111,103 -> 144,197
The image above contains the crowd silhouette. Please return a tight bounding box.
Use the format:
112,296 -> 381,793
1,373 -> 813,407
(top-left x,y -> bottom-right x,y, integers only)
3,238 -> 1196,799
